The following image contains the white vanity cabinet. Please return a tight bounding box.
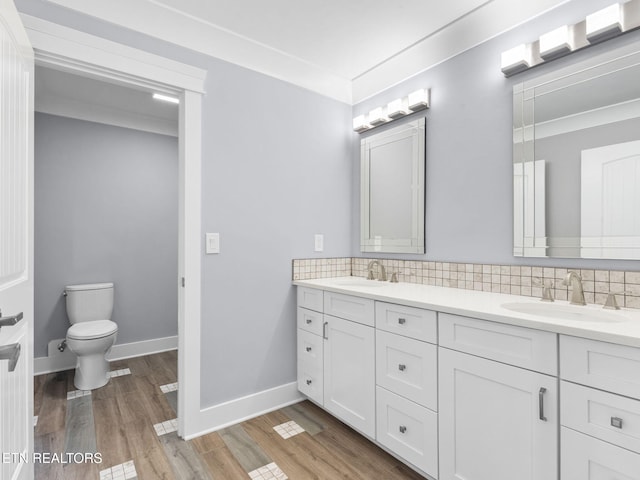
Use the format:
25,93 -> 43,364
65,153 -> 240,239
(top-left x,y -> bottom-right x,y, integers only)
559,336 -> 640,479
375,302 -> 439,478
296,287 -> 376,438
438,313 -> 559,480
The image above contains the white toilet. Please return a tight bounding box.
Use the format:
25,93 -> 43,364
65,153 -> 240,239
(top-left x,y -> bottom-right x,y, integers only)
64,282 -> 118,390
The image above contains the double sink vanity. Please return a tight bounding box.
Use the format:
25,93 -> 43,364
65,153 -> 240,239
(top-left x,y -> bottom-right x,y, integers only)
294,275 -> 640,480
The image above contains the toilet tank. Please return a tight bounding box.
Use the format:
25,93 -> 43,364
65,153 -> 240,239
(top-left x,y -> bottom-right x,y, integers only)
65,283 -> 114,324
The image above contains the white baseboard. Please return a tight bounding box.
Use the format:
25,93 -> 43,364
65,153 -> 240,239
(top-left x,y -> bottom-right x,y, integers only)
34,335 -> 178,375
184,382 -> 304,440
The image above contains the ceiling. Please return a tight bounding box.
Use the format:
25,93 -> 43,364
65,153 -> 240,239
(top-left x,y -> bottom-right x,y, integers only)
38,0 -> 569,103
147,0 -> 489,81
35,66 -> 179,136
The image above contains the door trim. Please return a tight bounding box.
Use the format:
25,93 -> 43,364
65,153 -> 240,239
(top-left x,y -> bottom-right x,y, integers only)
21,14 -> 206,438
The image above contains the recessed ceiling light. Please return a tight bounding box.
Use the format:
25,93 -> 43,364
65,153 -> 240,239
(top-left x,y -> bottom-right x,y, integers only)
152,93 -> 180,104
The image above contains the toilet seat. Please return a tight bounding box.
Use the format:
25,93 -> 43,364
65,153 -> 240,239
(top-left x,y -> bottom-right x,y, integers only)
67,320 -> 118,340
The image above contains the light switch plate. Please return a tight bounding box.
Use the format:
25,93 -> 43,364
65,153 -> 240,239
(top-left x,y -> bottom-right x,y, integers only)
206,233 -> 220,254
314,234 -> 324,252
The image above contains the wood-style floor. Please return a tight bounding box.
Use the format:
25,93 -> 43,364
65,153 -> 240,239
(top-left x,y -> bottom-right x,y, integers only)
34,351 -> 425,479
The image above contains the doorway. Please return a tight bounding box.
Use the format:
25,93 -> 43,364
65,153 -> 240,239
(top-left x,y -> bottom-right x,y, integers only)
24,14 -> 206,438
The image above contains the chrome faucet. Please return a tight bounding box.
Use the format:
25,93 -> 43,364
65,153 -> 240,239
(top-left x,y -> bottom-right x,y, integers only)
563,271 -> 586,305
367,260 -> 387,281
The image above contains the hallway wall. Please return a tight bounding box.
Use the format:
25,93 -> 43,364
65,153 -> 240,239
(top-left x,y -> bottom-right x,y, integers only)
34,113 -> 179,357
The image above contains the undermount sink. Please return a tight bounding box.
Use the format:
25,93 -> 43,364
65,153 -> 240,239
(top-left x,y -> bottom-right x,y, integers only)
333,278 -> 389,288
501,302 -> 629,323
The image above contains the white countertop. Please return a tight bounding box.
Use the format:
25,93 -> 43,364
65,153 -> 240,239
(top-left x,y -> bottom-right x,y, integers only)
294,276 -> 640,348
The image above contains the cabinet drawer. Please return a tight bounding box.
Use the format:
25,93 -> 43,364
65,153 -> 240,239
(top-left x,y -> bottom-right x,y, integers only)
561,427 -> 640,480
376,386 -> 438,479
324,292 -> 374,326
560,335 -> 640,400
297,329 -> 323,404
298,328 -> 323,366
376,330 -> 437,410
561,381 -> 640,454
298,361 -> 323,405
297,286 -> 323,312
375,302 -> 437,343
439,313 -> 557,375
297,307 -> 323,336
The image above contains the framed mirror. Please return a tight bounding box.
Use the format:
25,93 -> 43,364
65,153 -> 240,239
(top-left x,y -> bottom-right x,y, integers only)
361,118 -> 425,254
513,42 -> 640,259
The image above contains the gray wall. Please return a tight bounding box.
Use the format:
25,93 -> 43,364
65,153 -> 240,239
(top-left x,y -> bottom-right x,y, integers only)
18,0 -> 354,407
352,0 -> 640,271
34,113 -> 179,358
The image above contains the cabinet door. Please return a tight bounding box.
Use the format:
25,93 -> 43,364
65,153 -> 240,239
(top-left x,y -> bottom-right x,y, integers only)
562,427 -> 640,480
439,348 -> 558,480
324,315 -> 375,438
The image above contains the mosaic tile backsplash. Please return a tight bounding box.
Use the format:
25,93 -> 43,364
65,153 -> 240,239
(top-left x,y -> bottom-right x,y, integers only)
292,257 -> 640,309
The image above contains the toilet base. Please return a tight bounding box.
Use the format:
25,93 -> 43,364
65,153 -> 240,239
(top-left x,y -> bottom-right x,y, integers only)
66,331 -> 117,391
73,354 -> 111,390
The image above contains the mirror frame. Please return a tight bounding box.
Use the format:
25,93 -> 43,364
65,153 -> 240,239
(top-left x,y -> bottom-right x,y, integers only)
361,117 -> 425,254
513,41 -> 640,259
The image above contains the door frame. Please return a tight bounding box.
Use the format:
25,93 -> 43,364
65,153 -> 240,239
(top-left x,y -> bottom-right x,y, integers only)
21,14 -> 206,438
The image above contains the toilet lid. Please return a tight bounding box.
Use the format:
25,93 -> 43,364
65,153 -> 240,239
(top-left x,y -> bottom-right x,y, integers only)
67,320 -> 118,340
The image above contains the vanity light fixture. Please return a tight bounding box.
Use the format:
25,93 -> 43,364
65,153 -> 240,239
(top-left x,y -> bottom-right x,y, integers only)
586,3 -> 624,43
408,89 -> 430,111
368,106 -> 389,126
152,93 -> 180,104
353,114 -> 372,133
352,89 -> 430,133
539,25 -> 575,60
387,98 -> 411,119
501,0 -> 640,76
501,44 -> 533,76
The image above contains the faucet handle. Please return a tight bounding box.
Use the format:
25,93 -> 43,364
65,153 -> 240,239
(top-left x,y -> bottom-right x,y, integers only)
390,272 -> 399,283
603,291 -> 630,310
367,270 -> 375,280
533,277 -> 554,302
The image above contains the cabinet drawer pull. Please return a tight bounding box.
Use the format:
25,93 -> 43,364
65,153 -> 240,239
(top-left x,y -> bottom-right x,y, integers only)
538,387 -> 547,422
306,379 -> 312,385
398,364 -> 406,371
611,417 -> 623,429
306,318 -> 312,324
306,347 -> 312,352
399,425 -> 407,434
323,321 -> 328,340
398,318 -> 406,325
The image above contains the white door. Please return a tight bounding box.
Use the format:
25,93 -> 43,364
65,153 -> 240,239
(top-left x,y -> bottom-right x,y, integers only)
323,315 -> 375,438
0,2 -> 34,480
439,348 -> 558,480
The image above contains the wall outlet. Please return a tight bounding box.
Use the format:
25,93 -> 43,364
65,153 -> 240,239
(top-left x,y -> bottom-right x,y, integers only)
314,234 -> 324,252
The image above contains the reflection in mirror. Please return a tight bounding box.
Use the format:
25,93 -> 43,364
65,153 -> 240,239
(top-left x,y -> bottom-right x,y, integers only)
513,42 -> 640,259
361,118 -> 425,253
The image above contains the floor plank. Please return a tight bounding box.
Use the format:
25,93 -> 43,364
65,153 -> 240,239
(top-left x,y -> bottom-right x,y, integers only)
63,395 -> 97,456
35,374 -> 68,436
218,423 -> 272,472
93,396 -> 131,468
158,432 -> 213,480
281,402 -> 325,436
